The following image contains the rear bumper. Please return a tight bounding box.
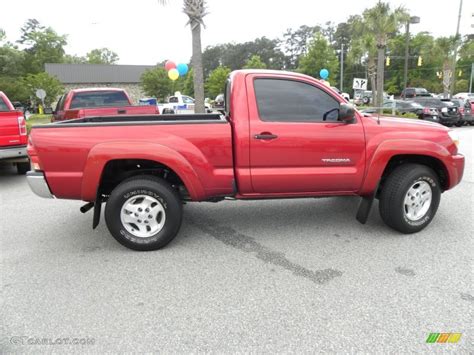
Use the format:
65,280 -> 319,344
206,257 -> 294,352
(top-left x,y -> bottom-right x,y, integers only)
439,115 -> 460,124
0,145 -> 28,161
446,154 -> 465,190
26,171 -> 54,198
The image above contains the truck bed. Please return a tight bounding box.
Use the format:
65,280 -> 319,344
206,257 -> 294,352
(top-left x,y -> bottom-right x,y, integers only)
47,113 -> 225,126
28,113 -> 233,201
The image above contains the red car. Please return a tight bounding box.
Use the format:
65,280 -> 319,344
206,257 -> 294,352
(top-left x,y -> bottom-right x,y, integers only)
27,70 -> 464,251
0,91 -> 30,174
52,88 -> 158,122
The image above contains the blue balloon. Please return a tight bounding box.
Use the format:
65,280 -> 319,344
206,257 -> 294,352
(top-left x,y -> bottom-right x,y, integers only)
177,63 -> 189,76
319,68 -> 329,80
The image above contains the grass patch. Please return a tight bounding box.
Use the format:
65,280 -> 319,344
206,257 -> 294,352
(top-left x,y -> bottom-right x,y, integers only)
27,114 -> 52,133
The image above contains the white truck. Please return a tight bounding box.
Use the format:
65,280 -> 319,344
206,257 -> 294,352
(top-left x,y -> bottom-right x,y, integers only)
158,92 -> 211,114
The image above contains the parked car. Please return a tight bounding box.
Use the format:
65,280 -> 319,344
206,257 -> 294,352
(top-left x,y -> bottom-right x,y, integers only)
400,87 -> 431,99
26,70 -> 464,251
412,97 -> 460,126
453,92 -> 474,101
354,90 -> 389,105
360,100 -> 439,121
450,98 -> 473,126
213,94 -> 225,110
0,91 -> 30,174
52,88 -> 158,122
158,92 -> 212,114
330,87 -> 350,101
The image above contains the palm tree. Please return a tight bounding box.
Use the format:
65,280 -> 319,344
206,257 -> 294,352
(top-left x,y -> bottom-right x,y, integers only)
363,2 -> 407,110
435,37 -> 457,97
158,0 -> 208,113
348,21 -> 377,104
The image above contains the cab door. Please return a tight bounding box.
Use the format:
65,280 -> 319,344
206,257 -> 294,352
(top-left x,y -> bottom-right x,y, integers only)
247,75 -> 366,194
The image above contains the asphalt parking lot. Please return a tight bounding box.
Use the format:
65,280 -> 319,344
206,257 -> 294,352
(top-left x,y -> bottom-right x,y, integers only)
1,127 -> 472,353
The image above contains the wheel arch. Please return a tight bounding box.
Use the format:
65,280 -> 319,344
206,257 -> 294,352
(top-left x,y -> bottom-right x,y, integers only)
81,142 -> 206,201
360,140 -> 451,195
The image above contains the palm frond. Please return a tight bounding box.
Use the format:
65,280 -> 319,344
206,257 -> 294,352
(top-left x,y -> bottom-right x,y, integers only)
183,0 -> 208,28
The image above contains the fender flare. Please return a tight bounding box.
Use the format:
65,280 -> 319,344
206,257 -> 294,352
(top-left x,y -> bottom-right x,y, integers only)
80,141 -> 206,201
360,139 -> 451,195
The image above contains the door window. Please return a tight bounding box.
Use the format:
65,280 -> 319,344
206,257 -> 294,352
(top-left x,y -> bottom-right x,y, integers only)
254,79 -> 339,122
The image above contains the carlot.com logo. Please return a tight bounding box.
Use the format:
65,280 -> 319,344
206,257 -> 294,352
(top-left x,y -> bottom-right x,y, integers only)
426,333 -> 462,343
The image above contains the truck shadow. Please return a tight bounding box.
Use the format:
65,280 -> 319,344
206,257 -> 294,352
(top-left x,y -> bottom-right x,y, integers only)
183,196 -> 388,244
0,164 -> 22,178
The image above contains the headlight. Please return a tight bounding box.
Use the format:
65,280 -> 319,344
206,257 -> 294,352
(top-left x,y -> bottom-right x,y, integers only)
448,130 -> 459,147
441,107 -> 448,113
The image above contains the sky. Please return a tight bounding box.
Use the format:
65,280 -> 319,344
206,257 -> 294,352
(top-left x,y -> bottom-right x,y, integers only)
1,0 -> 473,65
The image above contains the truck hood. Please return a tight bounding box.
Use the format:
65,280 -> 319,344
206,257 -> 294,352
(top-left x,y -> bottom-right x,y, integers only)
368,115 -> 449,132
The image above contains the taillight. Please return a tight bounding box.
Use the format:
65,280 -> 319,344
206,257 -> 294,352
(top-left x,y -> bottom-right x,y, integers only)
27,136 -> 42,171
423,107 -> 430,114
18,115 -> 27,135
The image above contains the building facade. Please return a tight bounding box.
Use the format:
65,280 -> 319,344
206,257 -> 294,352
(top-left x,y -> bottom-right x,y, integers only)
45,63 -> 155,103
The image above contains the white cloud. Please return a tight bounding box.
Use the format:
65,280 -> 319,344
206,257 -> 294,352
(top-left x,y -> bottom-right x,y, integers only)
1,0 -> 472,65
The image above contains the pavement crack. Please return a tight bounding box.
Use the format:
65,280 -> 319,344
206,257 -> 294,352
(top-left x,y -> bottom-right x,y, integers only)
189,217 -> 343,285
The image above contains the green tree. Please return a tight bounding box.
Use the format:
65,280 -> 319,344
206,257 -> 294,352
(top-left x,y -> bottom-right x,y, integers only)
23,72 -> 63,106
298,32 -> 339,81
243,55 -> 267,69
0,76 -> 30,102
0,45 -> 26,77
205,66 -> 230,98
0,28 -> 5,42
362,2 -> 407,109
158,0 -> 208,113
281,25 -> 319,69
140,67 -> 173,101
86,48 -> 119,64
182,68 -> 194,96
63,54 -> 87,64
18,19 -> 67,73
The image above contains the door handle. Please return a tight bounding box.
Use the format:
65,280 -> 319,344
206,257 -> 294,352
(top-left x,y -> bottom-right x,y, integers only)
117,109 -> 126,114
254,133 -> 278,140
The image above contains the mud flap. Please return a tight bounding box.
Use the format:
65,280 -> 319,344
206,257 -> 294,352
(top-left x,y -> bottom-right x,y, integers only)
356,195 -> 375,224
92,196 -> 102,229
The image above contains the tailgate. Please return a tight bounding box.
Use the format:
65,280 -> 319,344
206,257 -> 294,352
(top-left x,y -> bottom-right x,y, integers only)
0,111 -> 23,147
80,106 -> 157,117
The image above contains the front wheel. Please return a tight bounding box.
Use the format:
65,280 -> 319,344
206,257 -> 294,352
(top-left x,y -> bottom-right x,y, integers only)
105,176 -> 183,251
379,164 -> 441,234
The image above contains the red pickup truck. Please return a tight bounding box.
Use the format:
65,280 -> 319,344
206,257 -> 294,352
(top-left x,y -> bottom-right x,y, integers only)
27,70 -> 464,251
0,91 -> 30,174
52,88 -> 158,122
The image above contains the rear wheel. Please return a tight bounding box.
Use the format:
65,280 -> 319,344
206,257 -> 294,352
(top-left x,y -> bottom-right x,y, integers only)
379,164 -> 441,234
16,161 -> 30,175
105,176 -> 183,251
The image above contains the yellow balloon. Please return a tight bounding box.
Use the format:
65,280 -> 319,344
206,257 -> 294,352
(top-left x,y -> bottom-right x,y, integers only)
168,69 -> 179,81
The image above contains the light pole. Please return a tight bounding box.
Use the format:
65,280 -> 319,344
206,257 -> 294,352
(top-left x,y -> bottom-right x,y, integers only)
403,16 -> 420,93
450,0 -> 464,97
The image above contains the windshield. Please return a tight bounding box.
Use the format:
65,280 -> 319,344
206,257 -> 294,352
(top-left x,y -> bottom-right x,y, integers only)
0,98 -> 9,111
70,91 -> 130,109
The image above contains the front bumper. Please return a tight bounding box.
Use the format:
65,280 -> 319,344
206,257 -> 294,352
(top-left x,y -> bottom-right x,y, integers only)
26,171 -> 54,198
0,145 -> 28,161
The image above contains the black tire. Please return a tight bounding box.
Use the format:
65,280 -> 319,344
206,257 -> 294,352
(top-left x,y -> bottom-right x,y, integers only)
105,175 -> 183,251
379,164 -> 441,234
17,161 -> 30,175
362,96 -> 370,105
455,121 -> 463,127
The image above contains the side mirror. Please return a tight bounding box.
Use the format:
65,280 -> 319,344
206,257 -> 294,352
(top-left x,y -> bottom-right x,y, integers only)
338,103 -> 355,123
